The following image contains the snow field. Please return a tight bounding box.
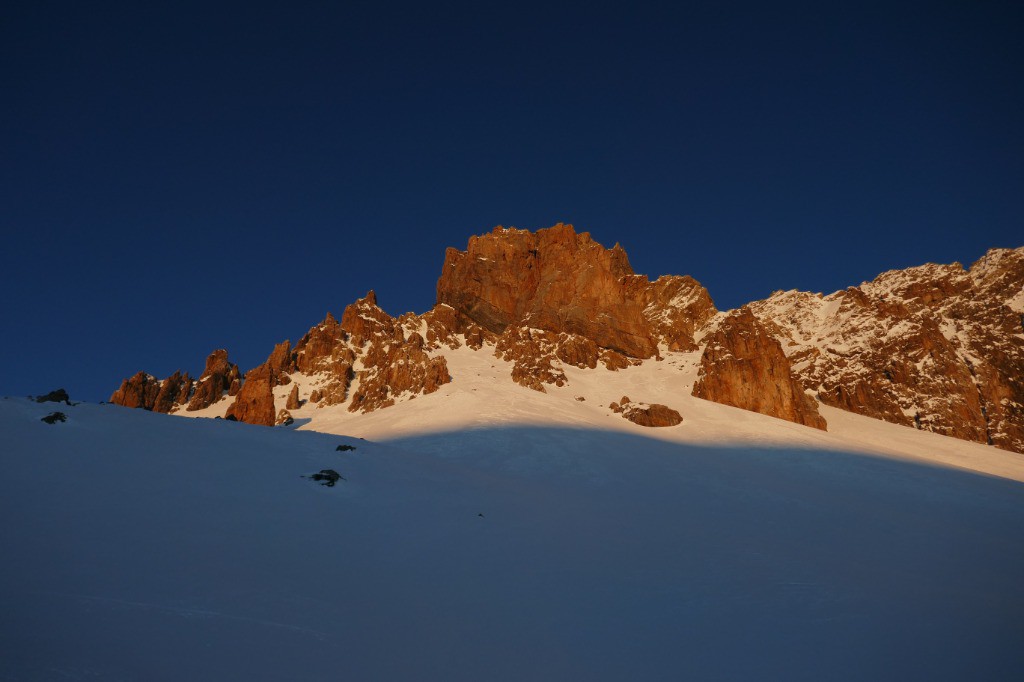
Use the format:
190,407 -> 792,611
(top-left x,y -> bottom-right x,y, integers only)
2,393 -> 1024,680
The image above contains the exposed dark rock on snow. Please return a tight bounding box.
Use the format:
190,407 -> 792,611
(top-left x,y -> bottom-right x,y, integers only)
308,469 -> 343,487
36,389 -> 71,405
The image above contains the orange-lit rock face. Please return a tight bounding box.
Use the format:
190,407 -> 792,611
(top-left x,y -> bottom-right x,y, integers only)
105,226 -> 1021,452
344,295 -> 452,413
223,342 -> 294,426
285,384 -> 301,410
293,312 -> 355,407
437,223 -> 661,359
110,371 -> 162,410
631,274 -> 718,351
693,308 -> 828,431
493,327 -> 567,393
609,397 -> 683,427
111,369 -> 192,414
187,349 -> 240,411
111,225 -> 721,419
747,247 -> 1024,452
225,364 -> 275,426
153,370 -> 191,414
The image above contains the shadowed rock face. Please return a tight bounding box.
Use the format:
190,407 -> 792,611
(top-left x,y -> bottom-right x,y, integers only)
693,308 -> 828,431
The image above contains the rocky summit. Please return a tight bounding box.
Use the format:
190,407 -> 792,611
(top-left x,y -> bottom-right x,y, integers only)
110,224 -> 1024,454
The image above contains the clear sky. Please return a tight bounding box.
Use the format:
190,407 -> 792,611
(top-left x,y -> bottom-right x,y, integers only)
2,1 -> 1021,402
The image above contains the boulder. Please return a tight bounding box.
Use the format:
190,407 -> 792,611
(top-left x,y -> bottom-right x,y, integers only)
36,388 -> 71,405
622,402 -> 683,427
308,469 -> 343,487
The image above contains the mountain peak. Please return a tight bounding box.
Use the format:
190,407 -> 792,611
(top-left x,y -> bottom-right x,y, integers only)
107,226 -> 1024,454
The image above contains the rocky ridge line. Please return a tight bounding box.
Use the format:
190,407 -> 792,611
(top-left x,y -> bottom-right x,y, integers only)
109,225 -> 1023,452
744,248 -> 1024,452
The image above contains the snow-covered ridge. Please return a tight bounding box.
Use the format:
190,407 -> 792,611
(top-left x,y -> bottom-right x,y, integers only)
744,246 -> 1024,452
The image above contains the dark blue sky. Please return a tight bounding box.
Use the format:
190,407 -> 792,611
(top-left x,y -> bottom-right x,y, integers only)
2,1 -> 1021,401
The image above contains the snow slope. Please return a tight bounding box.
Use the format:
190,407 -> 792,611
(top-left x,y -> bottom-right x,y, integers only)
254,343 -> 1024,483
3,383 -> 1024,681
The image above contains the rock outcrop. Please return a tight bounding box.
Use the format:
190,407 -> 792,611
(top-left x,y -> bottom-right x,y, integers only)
153,371 -> 191,414
437,224 -> 716,390
110,371 -> 162,411
693,308 -> 828,430
225,363 -> 275,426
493,327 -> 568,392
610,397 -> 683,427
746,247 -> 1024,451
631,274 -> 718,351
105,224 -> 1021,453
293,312 -> 356,407
36,388 -> 71,405
437,224 -> 661,358
187,350 -> 240,411
265,340 -> 295,386
109,293 -> 452,420
343,293 -> 451,413
112,369 -> 193,413
286,384 -> 301,410
222,339 -> 303,426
